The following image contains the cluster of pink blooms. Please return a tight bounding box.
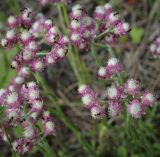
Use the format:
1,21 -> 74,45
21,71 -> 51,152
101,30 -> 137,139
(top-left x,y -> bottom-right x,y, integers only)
0,81 -> 56,154
149,37 -> 160,58
1,8 -> 69,71
78,58 -> 156,119
69,5 -> 96,51
98,57 -> 123,79
94,3 -> 130,45
0,8 -> 70,154
78,85 -> 105,119
69,3 -> 130,51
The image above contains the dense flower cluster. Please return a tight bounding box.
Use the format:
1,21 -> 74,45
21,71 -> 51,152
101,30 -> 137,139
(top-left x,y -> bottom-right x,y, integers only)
0,1 -> 157,155
0,8 -> 69,154
79,59 -> 156,119
69,3 -> 130,51
78,85 -> 105,119
149,37 -> 160,58
98,57 -> 123,79
94,3 -> 130,45
0,81 -> 56,154
69,5 -> 96,51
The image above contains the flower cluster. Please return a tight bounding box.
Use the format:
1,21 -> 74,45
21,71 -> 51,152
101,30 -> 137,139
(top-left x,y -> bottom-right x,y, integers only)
149,37 -> 160,58
69,5 -> 96,51
94,3 -> 130,45
78,85 -> 105,119
98,57 -> 123,79
0,81 -> 56,154
1,10 -> 68,72
69,3 -> 130,51
0,8 -> 70,154
79,58 -> 156,119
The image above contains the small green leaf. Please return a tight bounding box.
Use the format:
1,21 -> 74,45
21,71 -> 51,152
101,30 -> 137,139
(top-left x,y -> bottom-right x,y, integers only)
130,27 -> 144,44
117,146 -> 127,157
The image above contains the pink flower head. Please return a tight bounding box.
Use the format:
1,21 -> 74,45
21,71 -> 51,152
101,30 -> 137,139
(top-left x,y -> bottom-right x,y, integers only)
82,16 -> 96,31
5,91 -> 21,108
45,51 -> 58,65
20,31 -> 34,45
7,16 -> 19,28
70,31 -> 83,46
27,81 -> 38,89
45,33 -> 59,45
141,92 -> 156,107
13,138 -> 33,154
7,84 -> 17,92
38,0 -> 50,6
70,19 -> 82,30
128,99 -> 143,118
25,41 -> 40,52
125,79 -> 140,96
44,120 -> 56,136
104,33 -> 118,45
1,38 -> 10,48
150,37 -> 160,58
106,85 -> 122,101
115,22 -> 130,36
70,5 -> 84,20
98,66 -> 111,79
82,29 -> 95,41
24,126 -> 37,139
108,101 -> 121,118
12,76 -> 25,86
19,8 -> 33,29
81,92 -> 96,109
78,84 -> 93,97
11,60 -> 20,69
30,21 -> 42,37
77,42 -> 89,51
58,36 -> 69,46
107,58 -> 123,75
30,112 -> 40,122
22,49 -> 36,61
21,84 -> 29,100
42,111 -> 53,121
6,108 -> 22,126
44,19 -> 53,31
5,29 -> 18,44
54,45 -> 68,60
94,6 -> 105,20
48,26 -> 59,35
104,3 -> 113,15
108,12 -> 121,26
11,51 -> 26,69
0,89 -> 7,105
90,105 -> 106,119
18,66 -> 30,78
31,99 -> 44,113
28,87 -> 40,103
155,37 -> 160,44
29,58 -> 45,72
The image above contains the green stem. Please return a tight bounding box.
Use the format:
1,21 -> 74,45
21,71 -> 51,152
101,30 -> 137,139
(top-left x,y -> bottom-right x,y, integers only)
91,44 -> 103,67
57,5 -> 66,31
94,28 -> 113,40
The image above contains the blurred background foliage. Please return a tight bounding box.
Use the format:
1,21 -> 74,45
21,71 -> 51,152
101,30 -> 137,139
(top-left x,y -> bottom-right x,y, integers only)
0,0 -> 160,157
